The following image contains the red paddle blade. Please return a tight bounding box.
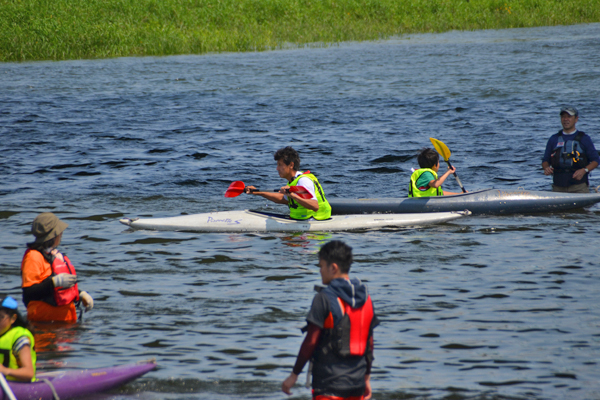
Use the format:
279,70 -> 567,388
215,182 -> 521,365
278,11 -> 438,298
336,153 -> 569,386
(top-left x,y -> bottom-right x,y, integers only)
224,181 -> 246,198
289,186 -> 313,199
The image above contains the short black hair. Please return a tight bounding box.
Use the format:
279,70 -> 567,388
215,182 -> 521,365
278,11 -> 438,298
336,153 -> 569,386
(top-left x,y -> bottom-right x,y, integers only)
318,240 -> 353,274
274,147 -> 300,171
417,148 -> 439,169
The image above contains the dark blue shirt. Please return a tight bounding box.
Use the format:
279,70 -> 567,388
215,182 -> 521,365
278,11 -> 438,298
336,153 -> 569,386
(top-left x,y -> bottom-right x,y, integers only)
542,130 -> 599,187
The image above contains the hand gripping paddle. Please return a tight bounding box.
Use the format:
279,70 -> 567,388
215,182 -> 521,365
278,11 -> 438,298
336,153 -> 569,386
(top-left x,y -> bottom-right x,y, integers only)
429,137 -> 467,193
224,181 -> 313,199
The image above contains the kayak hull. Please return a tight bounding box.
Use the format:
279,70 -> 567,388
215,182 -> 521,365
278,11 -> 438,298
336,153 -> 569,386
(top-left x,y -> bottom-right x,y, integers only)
329,189 -> 600,215
119,210 -> 468,232
5,361 -> 155,400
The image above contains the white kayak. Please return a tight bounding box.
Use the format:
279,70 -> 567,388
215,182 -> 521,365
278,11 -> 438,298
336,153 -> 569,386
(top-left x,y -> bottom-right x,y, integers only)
119,210 -> 469,232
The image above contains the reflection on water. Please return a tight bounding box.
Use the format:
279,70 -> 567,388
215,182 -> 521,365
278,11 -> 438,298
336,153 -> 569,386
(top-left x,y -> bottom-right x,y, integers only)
32,322 -> 81,355
1,23 -> 600,400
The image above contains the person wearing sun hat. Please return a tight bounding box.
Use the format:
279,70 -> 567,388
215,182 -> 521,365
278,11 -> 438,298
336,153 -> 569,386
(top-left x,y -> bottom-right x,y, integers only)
20,212 -> 93,322
542,106 -> 600,193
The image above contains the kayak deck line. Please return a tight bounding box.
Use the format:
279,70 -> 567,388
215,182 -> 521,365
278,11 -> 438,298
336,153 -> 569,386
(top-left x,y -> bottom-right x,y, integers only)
328,188 -> 600,215
119,209 -> 470,233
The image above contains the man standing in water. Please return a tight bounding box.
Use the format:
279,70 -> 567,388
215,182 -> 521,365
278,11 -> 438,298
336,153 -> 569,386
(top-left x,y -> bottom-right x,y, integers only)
282,240 -> 379,400
542,106 -> 599,193
245,146 -> 331,220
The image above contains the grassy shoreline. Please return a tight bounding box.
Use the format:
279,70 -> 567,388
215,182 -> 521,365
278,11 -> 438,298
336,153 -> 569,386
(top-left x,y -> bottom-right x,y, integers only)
1,0 -> 599,62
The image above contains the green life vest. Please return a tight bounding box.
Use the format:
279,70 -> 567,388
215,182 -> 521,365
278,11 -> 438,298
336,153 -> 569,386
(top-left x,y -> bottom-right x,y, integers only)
0,326 -> 36,382
288,172 -> 332,220
408,168 -> 443,197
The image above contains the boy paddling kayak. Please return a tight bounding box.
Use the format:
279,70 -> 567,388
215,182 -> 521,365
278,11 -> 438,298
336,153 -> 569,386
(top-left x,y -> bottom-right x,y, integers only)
245,146 -> 332,220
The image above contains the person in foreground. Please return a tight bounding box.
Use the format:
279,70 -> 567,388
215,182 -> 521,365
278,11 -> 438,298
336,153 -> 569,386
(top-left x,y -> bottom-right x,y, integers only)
245,146 -> 332,220
542,106 -> 599,193
409,148 -> 462,197
282,240 -> 379,400
21,212 -> 93,322
0,296 -> 36,382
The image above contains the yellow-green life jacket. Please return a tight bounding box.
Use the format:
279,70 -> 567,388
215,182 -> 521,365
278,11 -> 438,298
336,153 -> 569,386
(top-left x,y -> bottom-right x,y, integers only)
288,172 -> 332,220
0,326 -> 36,381
409,168 -> 443,197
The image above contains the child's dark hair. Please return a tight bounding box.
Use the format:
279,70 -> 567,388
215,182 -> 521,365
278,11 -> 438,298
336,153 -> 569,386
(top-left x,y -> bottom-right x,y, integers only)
318,240 -> 353,274
274,147 -> 300,170
0,296 -> 32,331
417,148 -> 439,169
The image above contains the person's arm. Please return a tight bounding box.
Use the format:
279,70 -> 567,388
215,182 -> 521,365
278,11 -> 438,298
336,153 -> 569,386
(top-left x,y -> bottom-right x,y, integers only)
442,189 -> 463,195
542,161 -> 554,175
22,276 -> 54,305
573,137 -> 600,180
282,323 -> 322,395
572,161 -> 598,181
288,192 -> 319,211
428,166 -> 456,189
364,374 -> 372,400
363,332 -> 375,399
79,291 -> 94,311
287,177 -> 319,211
0,341 -> 34,382
542,136 -> 557,175
244,186 -> 288,204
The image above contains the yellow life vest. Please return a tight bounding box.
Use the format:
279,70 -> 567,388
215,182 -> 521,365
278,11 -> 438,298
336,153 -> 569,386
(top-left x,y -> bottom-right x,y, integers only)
409,168 -> 443,197
0,326 -> 36,381
288,172 -> 332,220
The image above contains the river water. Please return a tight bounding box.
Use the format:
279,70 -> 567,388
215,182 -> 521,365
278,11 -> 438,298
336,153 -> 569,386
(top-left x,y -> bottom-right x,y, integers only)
1,23 -> 600,400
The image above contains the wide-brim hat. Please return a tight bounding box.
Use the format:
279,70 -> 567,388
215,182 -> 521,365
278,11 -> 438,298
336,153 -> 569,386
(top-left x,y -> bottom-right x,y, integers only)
31,212 -> 68,244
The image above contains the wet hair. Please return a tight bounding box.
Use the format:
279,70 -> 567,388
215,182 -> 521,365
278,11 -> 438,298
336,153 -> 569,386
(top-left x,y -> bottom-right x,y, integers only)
318,240 -> 353,274
0,297 -> 32,331
274,147 -> 300,171
417,148 -> 439,169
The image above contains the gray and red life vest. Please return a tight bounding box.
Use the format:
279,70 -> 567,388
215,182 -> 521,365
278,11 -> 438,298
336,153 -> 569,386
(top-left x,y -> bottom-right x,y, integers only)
321,295 -> 375,357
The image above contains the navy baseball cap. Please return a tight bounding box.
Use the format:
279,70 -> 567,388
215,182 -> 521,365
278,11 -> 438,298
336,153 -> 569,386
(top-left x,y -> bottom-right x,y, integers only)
560,106 -> 579,117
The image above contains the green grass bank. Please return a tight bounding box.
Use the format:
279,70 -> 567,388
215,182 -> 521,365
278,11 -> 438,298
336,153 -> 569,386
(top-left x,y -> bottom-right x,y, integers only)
1,0 -> 599,62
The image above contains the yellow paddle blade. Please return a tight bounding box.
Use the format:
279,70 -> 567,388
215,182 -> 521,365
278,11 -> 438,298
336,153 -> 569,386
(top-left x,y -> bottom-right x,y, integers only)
430,137 -> 451,162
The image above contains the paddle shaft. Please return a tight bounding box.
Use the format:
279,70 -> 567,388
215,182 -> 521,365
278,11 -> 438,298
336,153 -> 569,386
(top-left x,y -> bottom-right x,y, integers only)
225,181 -> 312,199
429,137 -> 467,193
445,159 -> 466,193
246,189 -> 279,194
245,187 -> 312,199
0,373 -> 17,400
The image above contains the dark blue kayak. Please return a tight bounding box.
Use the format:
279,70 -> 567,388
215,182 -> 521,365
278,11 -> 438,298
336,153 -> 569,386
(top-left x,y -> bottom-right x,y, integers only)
329,189 -> 600,215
